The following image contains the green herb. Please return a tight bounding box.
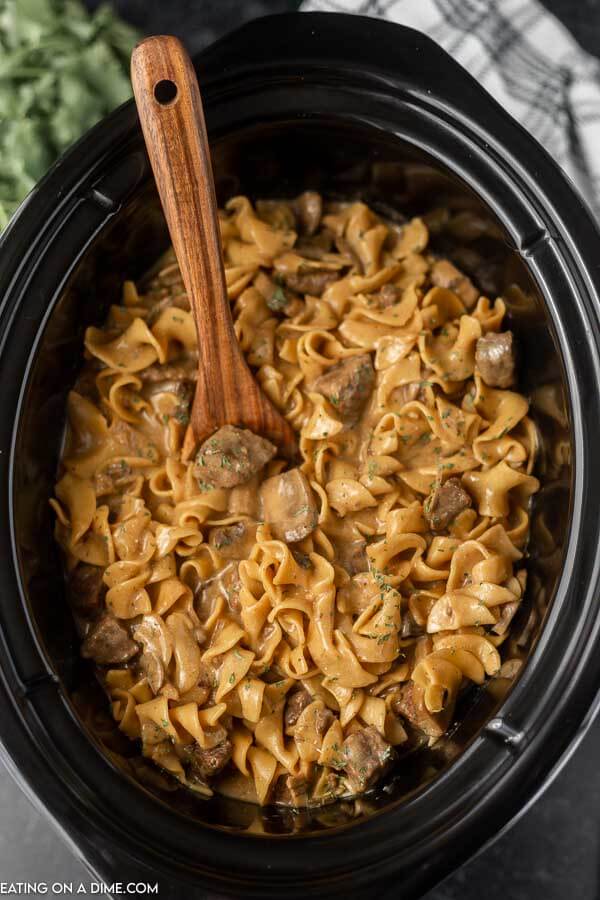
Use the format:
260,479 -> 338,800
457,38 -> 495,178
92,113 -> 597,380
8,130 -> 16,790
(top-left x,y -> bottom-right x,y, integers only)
174,408 -> 189,426
228,673 -> 236,685
367,461 -> 378,479
0,0 -> 139,230
162,414 -> 170,425
220,453 -> 233,469
441,409 -> 452,419
267,285 -> 288,312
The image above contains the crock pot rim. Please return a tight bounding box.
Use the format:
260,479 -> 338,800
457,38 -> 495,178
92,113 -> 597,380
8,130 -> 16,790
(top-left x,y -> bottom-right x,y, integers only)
1,12 -> 600,898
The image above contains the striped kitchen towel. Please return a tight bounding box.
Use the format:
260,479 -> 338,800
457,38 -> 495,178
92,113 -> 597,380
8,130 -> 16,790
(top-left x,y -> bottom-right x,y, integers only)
301,0 -> 600,219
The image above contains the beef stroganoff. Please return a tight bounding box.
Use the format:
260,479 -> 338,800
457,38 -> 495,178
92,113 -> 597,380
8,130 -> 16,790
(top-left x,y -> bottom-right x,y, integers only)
51,192 -> 539,807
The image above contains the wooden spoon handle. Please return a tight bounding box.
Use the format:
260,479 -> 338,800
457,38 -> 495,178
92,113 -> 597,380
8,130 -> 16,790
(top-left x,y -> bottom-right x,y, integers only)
130,36 -> 297,456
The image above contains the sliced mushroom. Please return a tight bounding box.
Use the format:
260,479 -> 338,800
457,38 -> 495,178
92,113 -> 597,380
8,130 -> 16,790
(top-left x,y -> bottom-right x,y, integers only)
475,331 -> 516,388
293,191 -> 323,236
133,614 -> 173,695
260,468 -> 318,542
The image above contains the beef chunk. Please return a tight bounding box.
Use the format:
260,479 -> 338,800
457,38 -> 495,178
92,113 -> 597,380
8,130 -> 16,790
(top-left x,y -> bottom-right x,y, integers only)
209,521 -> 258,560
185,738 -> 232,780
284,688 -> 312,729
313,354 -> 375,423
194,425 -> 276,490
68,563 -> 105,616
283,268 -> 338,296
139,357 -> 198,383
475,331 -> 516,388
337,539 -> 368,576
424,478 -> 472,532
81,615 -> 139,666
391,682 -> 446,739
260,468 -> 318,542
431,259 -> 479,308
342,726 -> 394,793
272,773 -> 309,807
294,191 -> 323,236
376,283 -> 400,308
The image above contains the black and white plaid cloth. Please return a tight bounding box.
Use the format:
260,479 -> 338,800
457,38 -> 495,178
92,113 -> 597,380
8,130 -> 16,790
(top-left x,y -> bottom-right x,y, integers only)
301,0 -> 600,218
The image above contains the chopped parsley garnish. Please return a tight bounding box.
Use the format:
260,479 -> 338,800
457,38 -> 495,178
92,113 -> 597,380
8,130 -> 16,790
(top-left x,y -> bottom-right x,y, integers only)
267,285 -> 288,312
174,409 -> 189,425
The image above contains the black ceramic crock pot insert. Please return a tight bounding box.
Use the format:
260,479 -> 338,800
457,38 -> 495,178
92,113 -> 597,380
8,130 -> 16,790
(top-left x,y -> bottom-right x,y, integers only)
0,13 -> 600,899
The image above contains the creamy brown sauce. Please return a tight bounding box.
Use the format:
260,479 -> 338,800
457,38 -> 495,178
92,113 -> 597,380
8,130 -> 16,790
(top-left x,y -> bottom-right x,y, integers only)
52,193 -> 538,807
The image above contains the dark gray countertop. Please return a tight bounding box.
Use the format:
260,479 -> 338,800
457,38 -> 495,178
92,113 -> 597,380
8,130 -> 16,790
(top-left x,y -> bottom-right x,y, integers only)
3,2 -> 599,897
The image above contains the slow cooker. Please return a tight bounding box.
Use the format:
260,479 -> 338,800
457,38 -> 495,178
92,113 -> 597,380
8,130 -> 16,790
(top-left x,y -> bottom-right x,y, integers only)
1,12 -> 600,899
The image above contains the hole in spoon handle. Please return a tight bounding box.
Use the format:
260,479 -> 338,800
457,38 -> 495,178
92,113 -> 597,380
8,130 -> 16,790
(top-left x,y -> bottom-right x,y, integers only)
154,79 -> 178,105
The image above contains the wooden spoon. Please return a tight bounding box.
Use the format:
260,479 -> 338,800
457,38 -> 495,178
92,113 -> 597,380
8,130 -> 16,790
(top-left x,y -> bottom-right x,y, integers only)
130,35 -> 297,459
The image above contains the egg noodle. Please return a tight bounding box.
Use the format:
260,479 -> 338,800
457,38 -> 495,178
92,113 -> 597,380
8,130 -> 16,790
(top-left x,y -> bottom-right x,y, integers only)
51,193 -> 539,807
